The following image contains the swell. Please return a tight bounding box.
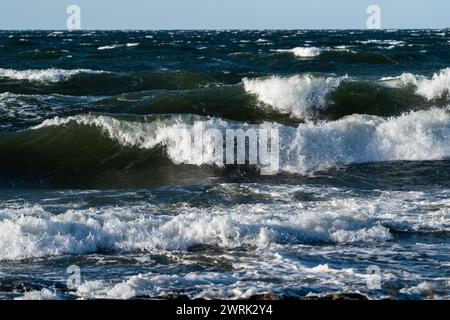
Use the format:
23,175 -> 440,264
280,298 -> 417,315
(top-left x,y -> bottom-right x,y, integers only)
242,70 -> 450,121
0,68 -> 217,95
273,47 -> 403,64
1,68 -> 450,128
98,85 -> 297,126
0,114 -> 221,189
106,69 -> 450,123
1,108 -> 450,188
0,92 -> 106,131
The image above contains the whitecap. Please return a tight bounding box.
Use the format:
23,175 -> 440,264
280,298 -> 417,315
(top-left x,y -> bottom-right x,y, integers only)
382,68 -> 450,100
275,47 -> 323,58
243,74 -> 346,118
0,68 -> 106,82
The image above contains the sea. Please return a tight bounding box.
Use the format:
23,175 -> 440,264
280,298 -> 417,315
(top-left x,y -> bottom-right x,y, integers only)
0,29 -> 449,300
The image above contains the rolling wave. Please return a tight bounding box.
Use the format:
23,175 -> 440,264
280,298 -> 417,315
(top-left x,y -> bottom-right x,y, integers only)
0,92 -> 105,130
1,68 -> 450,132
244,68 -> 450,119
0,107 -> 449,187
286,107 -> 450,173
0,68 -> 216,95
2,29 -> 450,301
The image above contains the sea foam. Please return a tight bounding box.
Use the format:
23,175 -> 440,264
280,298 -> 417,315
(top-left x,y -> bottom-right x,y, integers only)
243,74 -> 345,118
1,184 -> 448,301
0,192 -> 394,261
33,106 -> 450,174
286,108 -> 450,173
275,47 -> 323,57
0,68 -> 106,82
383,68 -> 450,100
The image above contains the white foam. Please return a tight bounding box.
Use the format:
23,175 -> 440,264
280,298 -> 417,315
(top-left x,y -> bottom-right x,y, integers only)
3,182 -> 444,264
383,68 -> 450,100
276,47 -> 323,57
75,261 -> 366,299
126,42 -> 140,47
33,114 -> 231,167
285,108 -> 450,173
243,74 -> 345,118
15,289 -> 61,300
358,39 -> 405,46
332,45 -> 353,51
33,105 -> 450,174
97,43 -> 139,50
97,44 -> 122,50
0,193 -> 394,261
0,68 -> 106,82
0,184 -> 449,300
399,282 -> 440,297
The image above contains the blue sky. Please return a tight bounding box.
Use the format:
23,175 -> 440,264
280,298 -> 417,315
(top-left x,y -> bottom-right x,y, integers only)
0,0 -> 449,30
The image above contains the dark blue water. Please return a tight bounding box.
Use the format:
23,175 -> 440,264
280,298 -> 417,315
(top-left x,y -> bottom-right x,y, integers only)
0,30 -> 449,300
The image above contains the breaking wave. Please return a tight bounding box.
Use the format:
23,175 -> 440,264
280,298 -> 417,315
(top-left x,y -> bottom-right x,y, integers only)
383,68 -> 450,101
275,47 -> 323,57
0,107 -> 449,187
286,107 -> 450,173
243,74 -> 346,118
0,68 -> 106,83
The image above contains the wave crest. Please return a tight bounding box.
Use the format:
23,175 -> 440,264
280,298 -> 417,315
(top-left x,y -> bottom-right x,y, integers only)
287,108 -> 450,173
30,107 -> 450,175
243,74 -> 346,118
383,68 -> 450,100
0,68 -> 106,83
275,47 -> 323,57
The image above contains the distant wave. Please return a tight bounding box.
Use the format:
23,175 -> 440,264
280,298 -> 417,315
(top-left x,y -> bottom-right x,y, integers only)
274,46 -> 357,59
97,43 -> 140,50
275,47 -> 323,58
0,69 -> 216,96
0,68 -> 107,83
2,68 -> 449,130
97,44 -> 122,50
357,39 -> 405,46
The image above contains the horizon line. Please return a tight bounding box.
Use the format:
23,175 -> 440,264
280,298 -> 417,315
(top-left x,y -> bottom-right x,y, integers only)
1,27 -> 449,32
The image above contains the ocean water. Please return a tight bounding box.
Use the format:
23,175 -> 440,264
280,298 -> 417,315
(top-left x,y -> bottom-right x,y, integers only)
0,30 -> 449,300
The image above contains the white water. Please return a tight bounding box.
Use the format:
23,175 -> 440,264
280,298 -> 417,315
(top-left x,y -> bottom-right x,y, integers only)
33,106 -> 450,173
285,108 -> 450,173
275,47 -> 323,57
383,68 -> 450,100
1,184 -> 449,262
0,68 -> 106,82
243,74 -> 345,118
1,184 -> 448,300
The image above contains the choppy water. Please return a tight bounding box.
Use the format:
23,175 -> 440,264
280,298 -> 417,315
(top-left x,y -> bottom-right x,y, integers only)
0,30 -> 449,300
